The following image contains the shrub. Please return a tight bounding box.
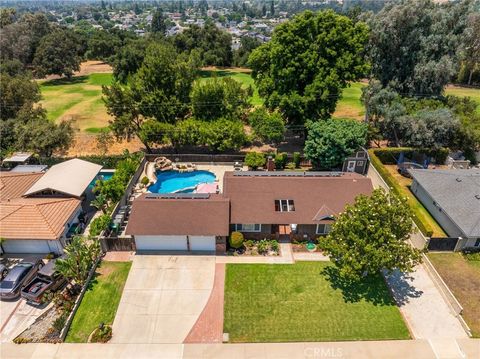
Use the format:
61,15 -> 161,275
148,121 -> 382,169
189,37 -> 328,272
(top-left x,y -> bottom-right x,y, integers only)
270,240 -> 279,253
293,152 -> 301,168
244,239 -> 254,248
248,108 -> 285,144
89,214 -> 111,237
52,312 -> 68,333
257,239 -> 269,255
140,176 -> 149,186
372,147 -> 449,166
244,152 -> 266,170
90,324 -> 113,343
275,153 -> 285,169
285,162 -> 296,170
13,337 -> 32,344
229,231 -> 244,249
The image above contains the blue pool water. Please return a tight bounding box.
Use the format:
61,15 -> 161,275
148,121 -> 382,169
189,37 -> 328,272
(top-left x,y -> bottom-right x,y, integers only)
89,171 -> 114,188
148,170 -> 216,194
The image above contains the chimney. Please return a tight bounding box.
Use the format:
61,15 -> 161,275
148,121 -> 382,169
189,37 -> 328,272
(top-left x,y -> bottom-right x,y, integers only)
266,156 -> 275,171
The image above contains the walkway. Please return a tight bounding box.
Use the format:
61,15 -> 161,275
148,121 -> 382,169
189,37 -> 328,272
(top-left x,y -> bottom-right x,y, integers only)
111,255 -> 216,344
3,339 -> 479,359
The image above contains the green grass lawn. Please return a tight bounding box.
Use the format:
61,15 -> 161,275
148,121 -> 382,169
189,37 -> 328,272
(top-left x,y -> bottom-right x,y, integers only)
65,261 -> 131,343
428,253 -> 480,337
224,262 -> 410,342
445,86 -> 480,114
334,82 -> 366,120
198,69 -> 263,106
39,73 -> 113,132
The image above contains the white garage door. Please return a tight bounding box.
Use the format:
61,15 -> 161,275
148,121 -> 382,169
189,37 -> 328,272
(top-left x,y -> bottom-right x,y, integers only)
189,236 -> 216,251
2,240 -> 59,254
135,235 -> 188,251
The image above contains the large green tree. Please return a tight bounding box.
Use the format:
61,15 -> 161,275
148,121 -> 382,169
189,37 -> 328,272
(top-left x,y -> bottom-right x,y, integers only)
304,118 -> 368,169
249,10 -> 369,125
174,22 -> 233,66
151,8 -> 167,34
103,42 -> 199,152
190,77 -> 250,121
367,0 -> 472,95
33,28 -> 81,78
319,189 -> 422,281
248,107 -> 285,144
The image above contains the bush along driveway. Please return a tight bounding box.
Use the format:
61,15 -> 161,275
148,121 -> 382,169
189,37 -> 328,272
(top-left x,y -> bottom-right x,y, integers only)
223,262 -> 410,342
65,261 -> 131,342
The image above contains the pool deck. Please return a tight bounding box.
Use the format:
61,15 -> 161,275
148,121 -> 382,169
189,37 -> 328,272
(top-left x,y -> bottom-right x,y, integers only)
196,164 -> 246,192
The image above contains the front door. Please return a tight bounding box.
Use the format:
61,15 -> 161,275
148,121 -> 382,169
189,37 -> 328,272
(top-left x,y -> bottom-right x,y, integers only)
346,160 -> 356,172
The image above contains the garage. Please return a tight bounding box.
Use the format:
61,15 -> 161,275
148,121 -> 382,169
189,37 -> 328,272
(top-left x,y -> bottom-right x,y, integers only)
189,236 -> 216,251
135,235 -> 188,251
1,239 -> 62,254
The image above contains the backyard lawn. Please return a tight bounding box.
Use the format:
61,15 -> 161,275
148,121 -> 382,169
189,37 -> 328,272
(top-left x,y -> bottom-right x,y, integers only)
65,261 -> 131,343
428,253 -> 480,337
224,262 -> 410,342
39,73 -> 113,133
333,82 -> 366,120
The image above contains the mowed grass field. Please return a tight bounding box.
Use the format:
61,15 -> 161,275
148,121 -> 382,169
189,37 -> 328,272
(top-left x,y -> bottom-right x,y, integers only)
39,66 -> 479,136
39,73 -> 113,133
224,262 -> 410,342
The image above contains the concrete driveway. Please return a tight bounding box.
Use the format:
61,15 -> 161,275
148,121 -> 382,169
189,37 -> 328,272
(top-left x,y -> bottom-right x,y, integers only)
0,299 -> 50,342
111,255 -> 215,344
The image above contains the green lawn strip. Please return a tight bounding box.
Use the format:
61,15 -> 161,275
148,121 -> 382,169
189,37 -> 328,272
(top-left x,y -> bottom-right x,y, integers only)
224,262 -> 409,342
334,82 -> 366,118
427,253 -> 480,337
65,261 -> 131,343
87,73 -> 113,86
368,150 -> 447,237
445,87 -> 480,114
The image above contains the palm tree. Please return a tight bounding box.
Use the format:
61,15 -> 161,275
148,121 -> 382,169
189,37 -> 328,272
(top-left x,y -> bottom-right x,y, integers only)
55,236 -> 100,286
90,193 -> 108,214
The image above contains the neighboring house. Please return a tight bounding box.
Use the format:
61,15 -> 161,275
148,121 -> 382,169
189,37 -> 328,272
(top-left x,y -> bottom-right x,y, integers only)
410,169 -> 480,248
0,159 -> 102,254
126,171 -> 373,252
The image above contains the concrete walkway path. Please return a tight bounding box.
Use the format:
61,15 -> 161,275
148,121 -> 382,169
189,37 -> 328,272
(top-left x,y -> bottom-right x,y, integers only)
111,255 -> 215,344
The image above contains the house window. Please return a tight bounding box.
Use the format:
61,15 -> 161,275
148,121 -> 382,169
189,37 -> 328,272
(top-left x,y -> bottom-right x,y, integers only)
475,238 -> 480,247
235,224 -> 261,232
316,224 -> 332,234
274,199 -> 295,212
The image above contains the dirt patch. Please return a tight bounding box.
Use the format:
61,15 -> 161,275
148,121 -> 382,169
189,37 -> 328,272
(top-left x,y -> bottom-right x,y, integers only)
65,133 -> 144,156
43,61 -> 112,81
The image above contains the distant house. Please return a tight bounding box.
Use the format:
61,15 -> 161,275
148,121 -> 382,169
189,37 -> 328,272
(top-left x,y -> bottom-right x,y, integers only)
0,159 -> 102,254
126,171 -> 373,252
410,169 -> 480,249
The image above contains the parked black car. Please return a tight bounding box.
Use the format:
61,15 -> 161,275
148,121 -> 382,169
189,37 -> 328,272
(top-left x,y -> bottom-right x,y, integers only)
21,258 -> 67,303
0,258 -> 44,300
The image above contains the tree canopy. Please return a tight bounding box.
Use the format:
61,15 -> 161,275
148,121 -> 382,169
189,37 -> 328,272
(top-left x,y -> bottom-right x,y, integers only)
248,107 -> 285,144
319,189 -> 422,281
304,118 -> 368,169
249,10 -> 369,125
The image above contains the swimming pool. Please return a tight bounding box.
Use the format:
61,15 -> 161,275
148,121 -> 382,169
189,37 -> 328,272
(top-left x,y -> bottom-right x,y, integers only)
148,170 -> 216,193
89,170 -> 115,188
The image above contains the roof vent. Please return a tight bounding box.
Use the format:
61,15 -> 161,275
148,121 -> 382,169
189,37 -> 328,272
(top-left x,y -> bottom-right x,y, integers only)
475,194 -> 480,200
456,178 -> 462,182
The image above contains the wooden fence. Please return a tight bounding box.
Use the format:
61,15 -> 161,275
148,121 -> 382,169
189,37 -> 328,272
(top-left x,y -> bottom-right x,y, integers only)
427,237 -> 459,251
100,237 -> 136,252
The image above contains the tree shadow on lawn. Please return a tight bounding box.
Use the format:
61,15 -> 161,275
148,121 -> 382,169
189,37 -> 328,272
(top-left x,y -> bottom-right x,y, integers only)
41,76 -> 89,87
198,70 -> 234,79
321,266 -> 423,306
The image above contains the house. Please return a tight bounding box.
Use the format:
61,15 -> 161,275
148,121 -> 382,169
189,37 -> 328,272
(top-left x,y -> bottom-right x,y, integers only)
125,193 -> 230,252
410,169 -> 480,248
0,159 -> 102,254
125,171 -> 373,252
223,171 -> 372,240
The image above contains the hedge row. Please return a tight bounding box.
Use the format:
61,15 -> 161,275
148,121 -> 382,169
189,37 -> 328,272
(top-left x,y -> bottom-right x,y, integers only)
38,152 -> 143,169
368,150 -> 433,237
372,147 -> 449,166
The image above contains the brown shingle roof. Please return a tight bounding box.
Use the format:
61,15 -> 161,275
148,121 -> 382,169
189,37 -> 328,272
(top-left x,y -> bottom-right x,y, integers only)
0,198 -> 81,240
126,194 -> 230,236
223,171 -> 373,224
0,172 -> 43,201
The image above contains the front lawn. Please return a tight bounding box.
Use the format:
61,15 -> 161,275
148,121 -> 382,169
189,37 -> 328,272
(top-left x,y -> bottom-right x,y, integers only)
428,253 -> 480,337
224,262 -> 410,342
65,261 -> 131,343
